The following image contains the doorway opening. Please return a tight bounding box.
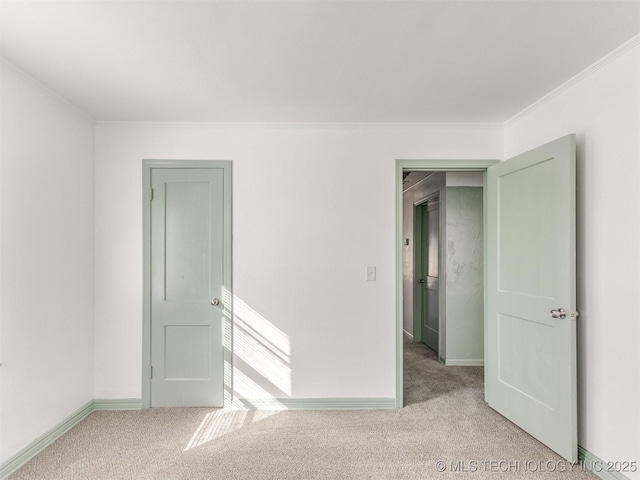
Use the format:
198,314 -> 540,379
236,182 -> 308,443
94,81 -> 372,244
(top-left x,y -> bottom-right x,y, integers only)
402,169 -> 486,399
404,171 -> 485,363
394,160 -> 498,408
396,137 -> 578,462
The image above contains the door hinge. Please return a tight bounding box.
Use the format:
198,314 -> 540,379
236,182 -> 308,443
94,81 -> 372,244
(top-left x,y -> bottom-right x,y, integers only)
149,365 -> 153,379
149,188 -> 154,201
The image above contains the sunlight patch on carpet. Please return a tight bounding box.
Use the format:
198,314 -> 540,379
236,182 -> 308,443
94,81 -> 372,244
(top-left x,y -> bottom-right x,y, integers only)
184,409 -> 277,451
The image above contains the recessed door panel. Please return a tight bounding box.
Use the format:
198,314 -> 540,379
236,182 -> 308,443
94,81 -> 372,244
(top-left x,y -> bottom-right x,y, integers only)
498,159 -> 554,299
165,325 -> 211,379
498,314 -> 554,409
164,181 -> 211,302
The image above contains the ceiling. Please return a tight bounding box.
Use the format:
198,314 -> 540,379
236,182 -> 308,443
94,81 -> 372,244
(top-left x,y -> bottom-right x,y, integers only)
2,1 -> 639,123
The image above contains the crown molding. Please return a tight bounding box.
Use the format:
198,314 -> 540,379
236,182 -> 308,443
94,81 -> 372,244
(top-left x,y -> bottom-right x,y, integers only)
1,58 -> 95,123
504,33 -> 640,127
94,120 -> 502,129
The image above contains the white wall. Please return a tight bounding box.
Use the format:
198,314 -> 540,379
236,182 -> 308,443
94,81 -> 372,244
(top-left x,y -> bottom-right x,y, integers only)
504,41 -> 640,477
0,64 -> 95,463
93,123 -> 502,400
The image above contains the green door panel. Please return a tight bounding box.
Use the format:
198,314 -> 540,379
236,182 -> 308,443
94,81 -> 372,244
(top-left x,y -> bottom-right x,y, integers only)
486,135 -> 577,462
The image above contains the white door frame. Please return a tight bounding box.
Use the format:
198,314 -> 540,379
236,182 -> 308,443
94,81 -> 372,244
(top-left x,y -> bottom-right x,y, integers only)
395,159 -> 499,408
142,159 -> 233,409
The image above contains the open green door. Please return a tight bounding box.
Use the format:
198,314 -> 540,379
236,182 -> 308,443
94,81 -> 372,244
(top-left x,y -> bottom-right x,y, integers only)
486,135 -> 577,462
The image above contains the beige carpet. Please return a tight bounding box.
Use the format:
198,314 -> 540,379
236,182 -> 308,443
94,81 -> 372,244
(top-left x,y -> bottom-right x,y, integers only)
10,337 -> 596,479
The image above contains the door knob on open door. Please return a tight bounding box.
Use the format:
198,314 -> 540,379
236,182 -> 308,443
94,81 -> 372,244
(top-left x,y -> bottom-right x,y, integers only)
549,308 -> 566,319
211,298 -> 221,307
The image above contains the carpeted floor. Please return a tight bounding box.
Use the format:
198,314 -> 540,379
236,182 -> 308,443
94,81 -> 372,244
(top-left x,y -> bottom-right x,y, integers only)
10,336 -> 596,479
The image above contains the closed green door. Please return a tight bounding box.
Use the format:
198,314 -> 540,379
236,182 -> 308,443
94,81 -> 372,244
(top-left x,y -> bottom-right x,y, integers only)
150,168 -> 225,407
486,135 -> 577,461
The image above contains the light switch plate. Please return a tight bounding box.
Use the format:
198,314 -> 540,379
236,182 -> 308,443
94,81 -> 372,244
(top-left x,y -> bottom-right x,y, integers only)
366,266 -> 376,281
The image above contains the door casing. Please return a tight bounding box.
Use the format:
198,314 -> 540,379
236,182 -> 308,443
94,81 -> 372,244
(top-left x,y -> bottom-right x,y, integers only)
395,159 -> 499,408
142,159 -> 233,409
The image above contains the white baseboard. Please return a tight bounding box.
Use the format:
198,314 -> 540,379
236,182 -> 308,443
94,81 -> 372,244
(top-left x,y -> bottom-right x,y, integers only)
402,329 -> 414,340
444,358 -> 484,366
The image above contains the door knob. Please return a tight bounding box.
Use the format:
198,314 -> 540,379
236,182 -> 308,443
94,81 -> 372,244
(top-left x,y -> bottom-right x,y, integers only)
549,308 -> 566,319
417,279 -> 425,284
211,298 -> 221,307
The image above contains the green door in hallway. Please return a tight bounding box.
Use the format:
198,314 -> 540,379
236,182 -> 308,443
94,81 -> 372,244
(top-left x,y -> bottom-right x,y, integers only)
413,193 -> 440,352
150,167 -> 225,407
418,196 -> 440,352
486,135 -> 577,462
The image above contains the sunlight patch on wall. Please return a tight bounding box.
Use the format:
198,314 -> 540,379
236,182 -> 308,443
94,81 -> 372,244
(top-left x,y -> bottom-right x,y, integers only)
232,293 -> 291,398
222,287 -> 234,407
233,369 -> 288,409
221,288 -> 292,407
